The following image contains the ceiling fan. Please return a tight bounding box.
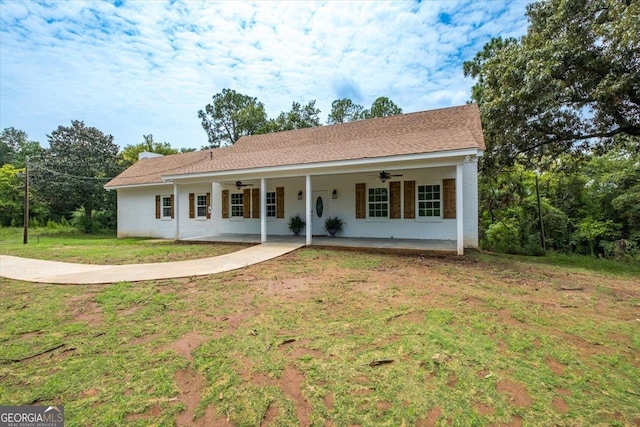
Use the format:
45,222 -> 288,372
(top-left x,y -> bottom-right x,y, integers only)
376,171 -> 403,183
223,180 -> 254,190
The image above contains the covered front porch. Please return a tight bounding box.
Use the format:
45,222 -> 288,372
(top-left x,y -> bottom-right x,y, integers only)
181,234 -> 457,253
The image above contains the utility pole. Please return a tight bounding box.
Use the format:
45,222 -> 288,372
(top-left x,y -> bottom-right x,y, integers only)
23,156 -> 29,244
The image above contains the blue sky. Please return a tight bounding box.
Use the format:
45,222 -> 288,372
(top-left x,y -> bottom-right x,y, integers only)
0,0 -> 531,150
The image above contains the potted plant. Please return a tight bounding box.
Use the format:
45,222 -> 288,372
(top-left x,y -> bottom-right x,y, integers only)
287,214 -> 306,236
324,216 -> 344,237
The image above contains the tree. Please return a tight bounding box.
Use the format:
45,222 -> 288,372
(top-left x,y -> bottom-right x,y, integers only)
119,134 -> 180,167
464,0 -> 640,170
0,164 -> 24,226
198,88 -> 268,147
0,127 -> 42,168
363,96 -> 403,119
32,121 -> 121,232
327,98 -> 365,124
267,100 -> 321,132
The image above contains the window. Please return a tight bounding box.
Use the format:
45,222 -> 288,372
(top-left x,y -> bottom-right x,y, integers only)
368,187 -> 388,218
418,184 -> 441,217
161,195 -> 172,219
266,191 -> 276,217
231,193 -> 243,217
196,194 -> 208,218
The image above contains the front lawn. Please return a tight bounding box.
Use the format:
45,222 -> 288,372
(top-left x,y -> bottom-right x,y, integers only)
1,236 -> 638,426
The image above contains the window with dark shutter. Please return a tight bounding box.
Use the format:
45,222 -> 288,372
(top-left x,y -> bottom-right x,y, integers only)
251,188 -> 260,218
443,179 -> 456,219
355,183 -> 366,219
404,181 -> 415,219
390,181 -> 401,219
189,193 -> 195,219
276,187 -> 285,218
221,190 -> 229,219
243,189 -> 251,219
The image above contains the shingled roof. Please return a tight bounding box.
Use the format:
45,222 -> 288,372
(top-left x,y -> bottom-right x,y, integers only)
105,103 -> 484,188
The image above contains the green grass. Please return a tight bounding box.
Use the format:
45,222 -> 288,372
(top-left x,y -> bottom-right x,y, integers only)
471,250 -> 640,277
1,234 -> 639,426
0,226 -> 250,264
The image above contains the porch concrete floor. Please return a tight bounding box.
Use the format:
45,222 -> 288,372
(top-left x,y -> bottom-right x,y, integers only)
181,234 -> 458,253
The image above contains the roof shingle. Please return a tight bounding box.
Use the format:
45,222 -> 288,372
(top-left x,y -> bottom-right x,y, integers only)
105,104 -> 484,188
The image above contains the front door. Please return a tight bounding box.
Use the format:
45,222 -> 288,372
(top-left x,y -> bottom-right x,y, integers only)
312,190 -> 328,235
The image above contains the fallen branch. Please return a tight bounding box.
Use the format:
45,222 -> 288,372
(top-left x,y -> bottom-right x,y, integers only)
386,311 -> 417,323
559,286 -> 584,291
369,359 -> 394,367
0,343 -> 65,364
278,338 -> 297,347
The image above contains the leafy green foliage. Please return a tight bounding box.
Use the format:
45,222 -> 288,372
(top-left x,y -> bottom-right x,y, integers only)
327,98 -> 365,124
464,0 -> 639,170
119,134 -> 180,167
198,88 -> 269,147
31,120 -> 121,232
0,127 -> 43,168
0,164 -> 24,226
266,100 -> 321,132
480,141 -> 640,259
363,96 -> 403,119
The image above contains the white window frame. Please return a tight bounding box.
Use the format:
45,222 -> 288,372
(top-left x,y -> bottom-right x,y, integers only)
417,183 -> 442,219
368,187 -> 389,219
196,193 -> 208,219
266,191 -> 276,218
230,192 -> 244,218
161,195 -> 172,220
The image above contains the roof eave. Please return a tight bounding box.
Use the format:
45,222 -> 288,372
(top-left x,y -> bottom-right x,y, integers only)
164,148 -> 484,182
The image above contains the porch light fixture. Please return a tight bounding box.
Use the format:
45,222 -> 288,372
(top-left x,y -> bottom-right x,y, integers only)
298,190 -> 303,200
332,189 -> 337,199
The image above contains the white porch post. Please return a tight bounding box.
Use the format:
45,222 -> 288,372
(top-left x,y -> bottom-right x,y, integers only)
173,182 -> 180,240
260,178 -> 267,243
305,175 -> 312,246
456,164 -> 464,255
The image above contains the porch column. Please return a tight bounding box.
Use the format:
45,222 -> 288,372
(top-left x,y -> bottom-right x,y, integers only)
456,164 -> 464,255
305,175 -> 312,246
173,182 -> 180,240
260,178 -> 267,243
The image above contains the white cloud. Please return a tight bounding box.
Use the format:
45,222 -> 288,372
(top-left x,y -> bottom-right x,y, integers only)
0,0 -> 531,149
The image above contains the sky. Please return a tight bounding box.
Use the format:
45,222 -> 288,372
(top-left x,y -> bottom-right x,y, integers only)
0,0 -> 532,150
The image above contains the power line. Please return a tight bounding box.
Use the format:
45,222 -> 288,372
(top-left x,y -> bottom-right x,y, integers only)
29,163 -> 116,181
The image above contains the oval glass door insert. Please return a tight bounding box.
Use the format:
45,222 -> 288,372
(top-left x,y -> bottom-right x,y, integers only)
315,196 -> 324,218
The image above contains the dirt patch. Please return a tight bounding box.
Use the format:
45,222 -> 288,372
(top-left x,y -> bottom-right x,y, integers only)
416,406 -> 441,426
160,331 -> 207,362
499,415 -> 523,426
323,393 -> 334,410
281,366 -> 312,426
126,403 -> 162,422
497,379 -> 533,408
260,401 -> 279,426
69,297 -> 103,326
174,366 -> 225,427
237,355 -> 312,425
446,373 -> 458,388
263,278 -> 311,299
546,357 -> 565,376
376,401 -> 392,411
553,396 -> 569,413
474,402 -> 494,415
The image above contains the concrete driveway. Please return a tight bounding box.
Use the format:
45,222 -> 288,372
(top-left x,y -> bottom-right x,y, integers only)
0,241 -> 304,285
